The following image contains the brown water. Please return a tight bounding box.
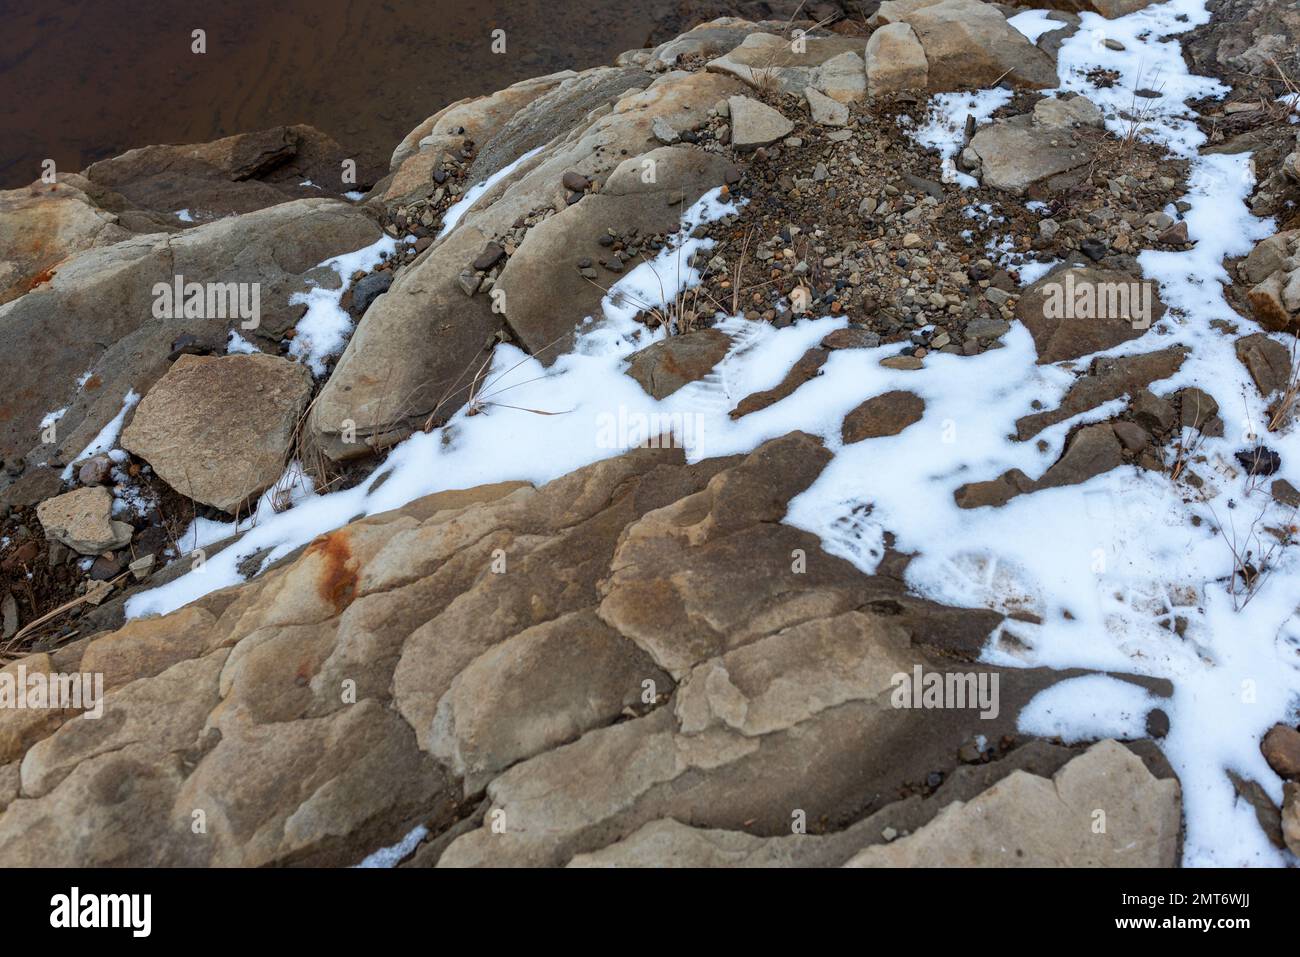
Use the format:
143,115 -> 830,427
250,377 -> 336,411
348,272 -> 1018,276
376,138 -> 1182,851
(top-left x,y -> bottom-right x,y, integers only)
0,0 -> 682,188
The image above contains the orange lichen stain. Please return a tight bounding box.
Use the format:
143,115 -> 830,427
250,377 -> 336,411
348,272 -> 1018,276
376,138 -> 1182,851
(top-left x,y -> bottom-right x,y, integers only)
304,530 -> 359,613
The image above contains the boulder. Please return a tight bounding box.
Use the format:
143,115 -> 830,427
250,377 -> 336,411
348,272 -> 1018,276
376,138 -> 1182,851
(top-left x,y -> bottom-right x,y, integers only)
1262,723 -> 1300,779
865,22 -> 929,95
0,433 -> 1126,867
120,354 -> 313,513
0,180 -> 128,307
903,0 -> 1059,91
310,69 -> 744,459
1036,423 -> 1124,490
35,487 -> 133,556
0,198 -> 380,482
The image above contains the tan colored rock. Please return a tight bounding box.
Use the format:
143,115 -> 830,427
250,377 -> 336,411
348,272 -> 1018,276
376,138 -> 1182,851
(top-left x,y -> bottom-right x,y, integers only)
865,22 -> 929,94
728,96 -> 795,149
706,32 -> 865,96
844,740 -> 1181,866
906,0 -> 1059,91
0,181 -> 126,306
805,87 -> 849,127
0,198 -> 380,473
121,353 -> 313,513
430,609 -> 671,794
968,115 -> 1092,194
35,487 -> 132,556
1283,782 -> 1300,857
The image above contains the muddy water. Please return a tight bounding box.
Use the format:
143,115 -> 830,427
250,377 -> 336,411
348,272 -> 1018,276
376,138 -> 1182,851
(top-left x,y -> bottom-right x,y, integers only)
0,0 -> 680,188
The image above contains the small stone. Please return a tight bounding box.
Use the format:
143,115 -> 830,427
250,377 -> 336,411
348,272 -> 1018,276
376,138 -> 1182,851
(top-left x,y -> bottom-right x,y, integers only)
1262,724 -> 1300,779
457,269 -> 481,296
128,553 -> 157,582
561,171 -> 590,192
472,242 -> 506,272
1158,221 -> 1189,244
77,454 -> 113,486
651,116 -> 679,145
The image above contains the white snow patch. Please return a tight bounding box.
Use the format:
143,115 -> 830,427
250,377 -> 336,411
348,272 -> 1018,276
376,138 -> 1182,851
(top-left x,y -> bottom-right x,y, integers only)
288,235 -> 398,376
60,390 -> 140,481
437,146 -> 545,239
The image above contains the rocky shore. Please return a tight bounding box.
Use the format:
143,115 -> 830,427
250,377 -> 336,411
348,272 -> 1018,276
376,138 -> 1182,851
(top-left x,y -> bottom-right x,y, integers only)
1,0 -> 1298,867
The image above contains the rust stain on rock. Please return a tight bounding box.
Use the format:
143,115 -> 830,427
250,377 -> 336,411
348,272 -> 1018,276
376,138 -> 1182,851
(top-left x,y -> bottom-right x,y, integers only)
304,529 -> 359,613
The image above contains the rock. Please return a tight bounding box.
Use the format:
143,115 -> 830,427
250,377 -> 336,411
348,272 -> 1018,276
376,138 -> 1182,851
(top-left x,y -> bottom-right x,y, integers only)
805,88 -> 849,127
1038,424 -> 1124,489
1,594 -> 17,640
652,116 -> 680,144
430,609 -> 672,794
1235,333 -> 1292,396
841,391 -> 925,443
1032,94 -> 1104,129
1227,771 -> 1284,848
954,468 -> 1035,509
843,740 -> 1180,867
1174,387 -> 1220,433
0,180 -> 128,307
730,348 -> 828,418
728,96 -> 795,150
1015,348 -> 1188,440
1016,266 -> 1166,363
1262,724 -> 1300,779
815,52 -> 868,104
1247,272 -> 1296,332
968,114 -> 1094,195
1158,221 -> 1189,244
0,432 -> 1083,867
491,145 -> 738,360
1284,782 -> 1300,857
121,354 -> 313,513
821,327 -> 881,350
706,33 -> 865,97
1235,447 -> 1282,476
0,198 -> 380,480
1272,479 -> 1300,509
903,0 -> 1059,91
865,22 -> 929,94
1132,390 -> 1177,434
472,242 -> 506,272
561,171 -> 591,193
1111,420 -> 1150,451
35,487 -> 133,556
76,454 -> 113,486
82,125 -> 370,221
625,329 -> 732,399
347,270 -> 393,319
